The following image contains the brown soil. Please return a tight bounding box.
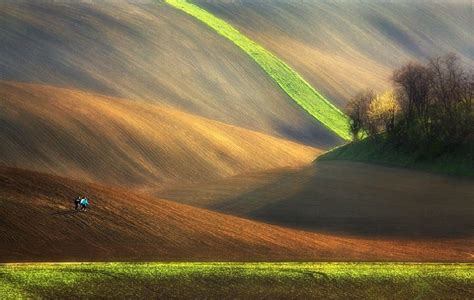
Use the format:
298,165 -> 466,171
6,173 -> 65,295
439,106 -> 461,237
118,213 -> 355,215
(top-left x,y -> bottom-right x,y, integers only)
196,1 -> 473,106
0,81 -> 321,189
0,1 -> 339,147
0,166 -> 472,262
157,161 -> 474,239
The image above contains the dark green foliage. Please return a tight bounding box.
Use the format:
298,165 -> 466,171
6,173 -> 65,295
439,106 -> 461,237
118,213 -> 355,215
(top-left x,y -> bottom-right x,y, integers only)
319,135 -> 474,176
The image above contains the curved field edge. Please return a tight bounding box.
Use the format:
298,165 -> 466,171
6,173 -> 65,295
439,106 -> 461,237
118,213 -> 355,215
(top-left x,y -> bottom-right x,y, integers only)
165,0 -> 351,141
1,262 -> 472,299
317,137 -> 474,177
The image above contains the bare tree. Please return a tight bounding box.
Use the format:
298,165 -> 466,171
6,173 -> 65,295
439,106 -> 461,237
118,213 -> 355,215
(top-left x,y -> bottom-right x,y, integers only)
459,69 -> 474,143
346,89 -> 375,140
429,54 -> 460,116
460,70 -> 473,114
392,62 -> 432,136
428,54 -> 473,146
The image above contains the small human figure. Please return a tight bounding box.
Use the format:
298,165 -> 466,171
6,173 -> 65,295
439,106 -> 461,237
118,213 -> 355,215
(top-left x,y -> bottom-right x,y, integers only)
80,197 -> 90,211
74,196 -> 82,210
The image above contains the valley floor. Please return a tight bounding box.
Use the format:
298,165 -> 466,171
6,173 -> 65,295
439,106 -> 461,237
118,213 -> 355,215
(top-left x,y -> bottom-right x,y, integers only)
1,262 -> 472,299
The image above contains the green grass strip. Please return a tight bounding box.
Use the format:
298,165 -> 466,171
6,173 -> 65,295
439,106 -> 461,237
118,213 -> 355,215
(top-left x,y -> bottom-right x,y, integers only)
165,0 -> 351,141
2,262 -> 472,298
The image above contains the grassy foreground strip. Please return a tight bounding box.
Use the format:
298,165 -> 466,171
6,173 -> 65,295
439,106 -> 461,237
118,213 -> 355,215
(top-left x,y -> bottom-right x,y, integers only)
1,262 -> 472,298
166,0 -> 351,141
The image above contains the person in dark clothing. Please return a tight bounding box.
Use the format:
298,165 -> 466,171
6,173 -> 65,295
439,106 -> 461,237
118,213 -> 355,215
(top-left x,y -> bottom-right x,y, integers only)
74,196 -> 82,210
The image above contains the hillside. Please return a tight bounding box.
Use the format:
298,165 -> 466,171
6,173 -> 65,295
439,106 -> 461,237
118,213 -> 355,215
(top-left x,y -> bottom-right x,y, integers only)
158,161 -> 474,238
0,81 -> 321,188
318,138 -> 474,177
197,0 -> 474,107
166,0 -> 351,141
1,166 -> 472,262
0,1 -> 340,147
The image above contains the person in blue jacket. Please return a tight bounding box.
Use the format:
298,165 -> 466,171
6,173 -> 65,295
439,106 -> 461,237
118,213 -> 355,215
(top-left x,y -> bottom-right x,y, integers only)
80,197 -> 90,211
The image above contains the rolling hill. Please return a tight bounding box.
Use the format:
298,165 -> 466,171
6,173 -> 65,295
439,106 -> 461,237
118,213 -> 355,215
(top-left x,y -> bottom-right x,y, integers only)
1,0 -> 472,266
0,1 -> 340,147
196,0 -> 474,107
166,0 -> 351,141
1,166 -> 472,262
0,81 -> 321,189
318,137 -> 474,177
157,161 -> 474,238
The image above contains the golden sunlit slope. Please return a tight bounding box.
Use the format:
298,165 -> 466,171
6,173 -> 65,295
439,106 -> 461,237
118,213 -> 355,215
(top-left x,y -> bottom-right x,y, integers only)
0,81 -> 321,188
1,166 -> 471,262
196,0 -> 474,107
0,1 -> 340,147
158,161 -> 474,239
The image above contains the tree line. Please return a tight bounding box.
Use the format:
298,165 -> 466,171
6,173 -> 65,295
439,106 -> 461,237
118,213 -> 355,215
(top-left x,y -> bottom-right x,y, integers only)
347,54 -> 473,157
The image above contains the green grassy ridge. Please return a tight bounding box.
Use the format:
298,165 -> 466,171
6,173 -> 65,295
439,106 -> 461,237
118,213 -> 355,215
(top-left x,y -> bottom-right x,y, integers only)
1,262 -> 472,298
318,137 -> 474,177
165,0 -> 351,141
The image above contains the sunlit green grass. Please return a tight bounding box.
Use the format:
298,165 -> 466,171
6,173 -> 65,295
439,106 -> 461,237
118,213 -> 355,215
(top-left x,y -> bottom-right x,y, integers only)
1,262 -> 472,298
165,0 -> 351,141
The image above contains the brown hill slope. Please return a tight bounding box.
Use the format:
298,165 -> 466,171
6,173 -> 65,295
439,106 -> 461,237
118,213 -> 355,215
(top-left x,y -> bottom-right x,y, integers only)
0,166 -> 472,262
158,161 -> 474,238
0,1 -> 340,147
0,81 -> 320,188
197,0 -> 474,107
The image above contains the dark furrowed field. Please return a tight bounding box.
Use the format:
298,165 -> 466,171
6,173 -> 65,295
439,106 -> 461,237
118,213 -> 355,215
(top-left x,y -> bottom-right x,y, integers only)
1,262 -> 472,299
